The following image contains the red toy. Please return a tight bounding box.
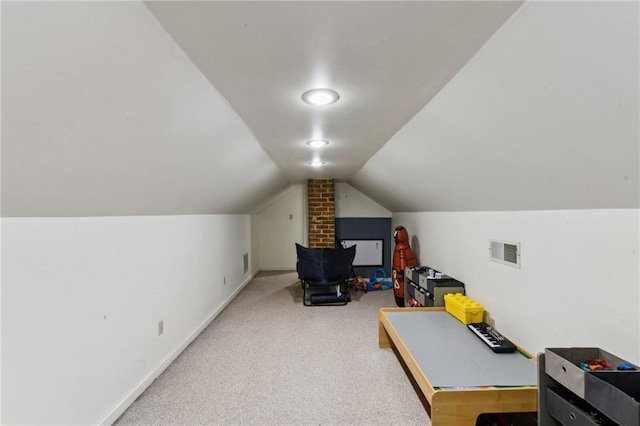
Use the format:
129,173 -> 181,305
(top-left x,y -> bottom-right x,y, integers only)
392,226 -> 417,307
406,297 -> 423,308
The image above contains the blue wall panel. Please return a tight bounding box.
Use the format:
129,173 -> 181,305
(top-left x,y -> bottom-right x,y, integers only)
335,217 -> 392,278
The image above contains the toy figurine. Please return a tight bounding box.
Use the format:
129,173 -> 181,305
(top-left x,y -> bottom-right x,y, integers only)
392,226 -> 417,307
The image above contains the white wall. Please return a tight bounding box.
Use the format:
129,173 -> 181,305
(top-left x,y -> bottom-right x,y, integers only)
256,184 -> 306,271
1,215 -> 252,425
335,182 -> 391,218
250,214 -> 261,275
394,209 -> 640,362
254,182 -> 390,271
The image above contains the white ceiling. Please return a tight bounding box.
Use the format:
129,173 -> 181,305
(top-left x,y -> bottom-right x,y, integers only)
145,1 -> 524,183
4,1 -> 636,217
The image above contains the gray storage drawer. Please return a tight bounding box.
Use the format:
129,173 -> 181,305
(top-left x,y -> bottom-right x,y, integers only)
545,348 -> 636,398
584,371 -> 640,426
412,282 -> 433,307
546,386 -> 616,426
405,266 -> 417,283
405,280 -> 434,307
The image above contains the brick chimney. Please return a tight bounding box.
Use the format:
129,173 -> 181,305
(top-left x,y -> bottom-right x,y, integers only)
307,178 -> 336,248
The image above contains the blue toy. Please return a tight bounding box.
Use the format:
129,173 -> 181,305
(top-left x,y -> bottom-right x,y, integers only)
617,362 -> 636,370
367,269 -> 392,291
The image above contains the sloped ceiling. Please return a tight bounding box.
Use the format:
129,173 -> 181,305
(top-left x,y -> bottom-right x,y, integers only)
351,1 -> 639,211
145,1 -> 523,183
2,1 -> 637,217
2,1 -> 288,217
1,0 -> 523,217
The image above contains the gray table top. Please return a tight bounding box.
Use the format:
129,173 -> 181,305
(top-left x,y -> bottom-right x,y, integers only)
385,310 -> 538,388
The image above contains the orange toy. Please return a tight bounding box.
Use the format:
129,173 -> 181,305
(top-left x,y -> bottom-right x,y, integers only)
392,226 -> 417,307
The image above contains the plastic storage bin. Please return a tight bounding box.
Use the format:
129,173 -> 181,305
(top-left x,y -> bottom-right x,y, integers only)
545,347 -> 638,398
443,293 -> 483,324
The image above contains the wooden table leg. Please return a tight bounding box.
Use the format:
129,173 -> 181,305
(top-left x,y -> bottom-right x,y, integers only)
379,320 -> 392,348
430,391 -> 475,426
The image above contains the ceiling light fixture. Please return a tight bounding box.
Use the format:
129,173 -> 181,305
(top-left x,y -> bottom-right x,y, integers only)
305,139 -> 330,148
301,88 -> 340,106
308,160 -> 325,167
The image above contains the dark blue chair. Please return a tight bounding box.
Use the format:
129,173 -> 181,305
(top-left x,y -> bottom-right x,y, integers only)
295,243 -> 356,306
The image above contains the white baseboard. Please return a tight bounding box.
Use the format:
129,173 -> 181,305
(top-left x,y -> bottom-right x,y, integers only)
258,266 -> 296,271
98,274 -> 254,426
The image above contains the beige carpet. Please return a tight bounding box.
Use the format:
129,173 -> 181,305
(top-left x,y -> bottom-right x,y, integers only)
114,271 -> 431,425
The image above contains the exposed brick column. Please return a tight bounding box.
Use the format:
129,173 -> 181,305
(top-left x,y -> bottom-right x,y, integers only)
307,178 -> 335,248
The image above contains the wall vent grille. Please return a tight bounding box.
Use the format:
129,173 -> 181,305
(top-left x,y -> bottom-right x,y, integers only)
490,239 -> 521,268
243,253 -> 249,274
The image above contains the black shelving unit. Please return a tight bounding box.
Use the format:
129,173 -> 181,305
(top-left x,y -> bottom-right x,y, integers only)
403,266 -> 464,307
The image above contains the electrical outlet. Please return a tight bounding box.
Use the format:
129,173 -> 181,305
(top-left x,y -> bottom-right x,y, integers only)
158,320 -> 164,336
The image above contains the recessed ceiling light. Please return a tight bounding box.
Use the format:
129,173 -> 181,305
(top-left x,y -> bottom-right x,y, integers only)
301,88 -> 340,106
308,160 -> 325,167
305,139 -> 330,148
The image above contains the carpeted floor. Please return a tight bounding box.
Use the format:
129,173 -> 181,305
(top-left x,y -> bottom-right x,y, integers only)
114,271 -> 431,425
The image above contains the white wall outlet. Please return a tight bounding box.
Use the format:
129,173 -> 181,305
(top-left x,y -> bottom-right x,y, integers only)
484,312 -> 495,328
158,320 -> 164,336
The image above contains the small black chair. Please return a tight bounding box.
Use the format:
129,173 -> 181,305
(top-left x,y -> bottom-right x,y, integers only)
295,243 -> 356,306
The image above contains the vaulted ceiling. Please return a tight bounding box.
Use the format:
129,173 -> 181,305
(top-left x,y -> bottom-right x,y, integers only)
145,1 -> 523,183
2,1 -> 638,216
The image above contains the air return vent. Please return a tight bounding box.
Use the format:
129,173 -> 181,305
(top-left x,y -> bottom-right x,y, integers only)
243,253 -> 249,274
490,239 -> 521,268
